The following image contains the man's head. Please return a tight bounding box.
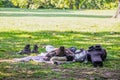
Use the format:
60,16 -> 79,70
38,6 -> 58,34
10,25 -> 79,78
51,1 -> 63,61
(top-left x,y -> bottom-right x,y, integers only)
59,46 -> 65,51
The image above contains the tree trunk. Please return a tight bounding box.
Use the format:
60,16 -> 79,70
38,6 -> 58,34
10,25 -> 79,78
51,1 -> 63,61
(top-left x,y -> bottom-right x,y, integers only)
113,0 -> 120,18
69,2 -> 73,9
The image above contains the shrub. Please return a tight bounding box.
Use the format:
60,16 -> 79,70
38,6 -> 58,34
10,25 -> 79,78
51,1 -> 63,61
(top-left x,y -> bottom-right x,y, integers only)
0,0 -> 118,9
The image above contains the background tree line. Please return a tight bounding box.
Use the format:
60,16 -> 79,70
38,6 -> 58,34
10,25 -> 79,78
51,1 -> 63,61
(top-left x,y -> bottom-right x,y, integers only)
0,0 -> 118,9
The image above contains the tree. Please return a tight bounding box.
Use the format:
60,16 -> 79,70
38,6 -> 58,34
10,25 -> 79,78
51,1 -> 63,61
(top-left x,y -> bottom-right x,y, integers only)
9,0 -> 117,9
113,0 -> 120,18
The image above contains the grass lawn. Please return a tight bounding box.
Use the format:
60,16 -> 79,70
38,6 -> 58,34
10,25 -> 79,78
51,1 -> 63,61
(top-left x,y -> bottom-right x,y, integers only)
0,8 -> 120,80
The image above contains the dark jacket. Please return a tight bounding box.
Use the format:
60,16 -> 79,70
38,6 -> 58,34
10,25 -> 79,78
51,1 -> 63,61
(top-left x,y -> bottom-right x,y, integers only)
87,45 -> 107,67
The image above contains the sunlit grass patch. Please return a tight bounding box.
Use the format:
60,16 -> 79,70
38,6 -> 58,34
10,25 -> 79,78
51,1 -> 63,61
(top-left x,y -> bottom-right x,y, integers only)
0,17 -> 119,32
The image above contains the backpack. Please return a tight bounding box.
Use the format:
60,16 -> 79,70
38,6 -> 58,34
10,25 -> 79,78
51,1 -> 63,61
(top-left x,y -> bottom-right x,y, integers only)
74,49 -> 87,62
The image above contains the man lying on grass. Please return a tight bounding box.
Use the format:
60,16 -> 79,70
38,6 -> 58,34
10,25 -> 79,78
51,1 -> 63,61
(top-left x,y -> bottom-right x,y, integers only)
0,45 -> 74,64
0,44 -> 107,67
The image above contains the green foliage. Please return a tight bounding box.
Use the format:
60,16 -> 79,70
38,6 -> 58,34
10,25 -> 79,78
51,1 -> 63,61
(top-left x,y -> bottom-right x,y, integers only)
11,0 -> 28,8
0,0 -> 14,7
0,0 -> 118,9
81,0 -> 118,9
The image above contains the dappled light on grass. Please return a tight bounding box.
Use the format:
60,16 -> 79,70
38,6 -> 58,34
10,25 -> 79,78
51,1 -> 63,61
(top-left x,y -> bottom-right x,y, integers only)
75,41 -> 113,46
40,39 -> 50,43
0,31 -> 120,59
0,9 -> 120,80
17,34 -> 34,38
0,62 -> 60,79
29,61 -> 41,65
0,72 -> 13,78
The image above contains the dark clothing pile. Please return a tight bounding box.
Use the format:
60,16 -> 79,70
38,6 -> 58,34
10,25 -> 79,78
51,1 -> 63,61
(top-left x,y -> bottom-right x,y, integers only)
87,44 -> 107,67
69,44 -> 107,67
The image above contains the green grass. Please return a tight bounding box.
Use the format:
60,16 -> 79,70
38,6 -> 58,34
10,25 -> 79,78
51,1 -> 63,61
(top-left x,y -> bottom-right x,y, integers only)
0,8 -> 120,80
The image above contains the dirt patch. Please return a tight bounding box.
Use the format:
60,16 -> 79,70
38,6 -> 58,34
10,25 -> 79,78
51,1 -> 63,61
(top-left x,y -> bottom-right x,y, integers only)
54,68 -> 120,80
39,63 -> 120,80
0,60 -> 120,80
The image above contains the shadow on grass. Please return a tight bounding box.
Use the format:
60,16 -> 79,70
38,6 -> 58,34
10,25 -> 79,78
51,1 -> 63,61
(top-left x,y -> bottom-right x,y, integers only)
0,61 -> 120,80
0,30 -> 120,59
0,30 -> 120,80
0,8 -> 72,12
0,13 -> 112,18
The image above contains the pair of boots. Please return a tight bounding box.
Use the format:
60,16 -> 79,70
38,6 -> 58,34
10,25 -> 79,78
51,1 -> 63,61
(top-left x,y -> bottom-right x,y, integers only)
17,44 -> 39,54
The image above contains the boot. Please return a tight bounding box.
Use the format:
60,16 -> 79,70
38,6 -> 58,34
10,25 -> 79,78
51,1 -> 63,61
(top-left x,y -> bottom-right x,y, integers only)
31,44 -> 39,53
17,44 -> 31,54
